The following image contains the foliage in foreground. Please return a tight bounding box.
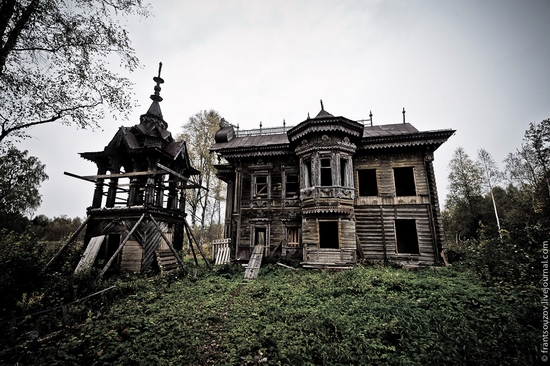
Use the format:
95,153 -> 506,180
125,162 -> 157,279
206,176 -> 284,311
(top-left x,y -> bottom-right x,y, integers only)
1,263 -> 538,366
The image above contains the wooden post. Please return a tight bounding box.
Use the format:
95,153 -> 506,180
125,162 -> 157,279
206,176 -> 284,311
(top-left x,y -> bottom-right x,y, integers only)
148,214 -> 187,273
99,214 -> 145,277
41,216 -> 91,273
184,219 -> 212,270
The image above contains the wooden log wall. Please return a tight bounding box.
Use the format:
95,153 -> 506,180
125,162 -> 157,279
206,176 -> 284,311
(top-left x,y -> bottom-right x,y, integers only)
355,205 -> 436,263
353,149 -> 439,263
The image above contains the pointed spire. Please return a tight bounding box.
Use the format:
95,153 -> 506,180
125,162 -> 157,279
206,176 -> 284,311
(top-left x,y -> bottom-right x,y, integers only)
402,107 -> 406,124
370,110 -> 373,126
146,62 -> 164,118
320,99 -> 324,110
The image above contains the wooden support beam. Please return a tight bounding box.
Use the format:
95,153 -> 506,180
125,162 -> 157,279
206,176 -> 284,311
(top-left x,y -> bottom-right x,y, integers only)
183,218 -> 212,270
41,216 -> 91,274
184,223 -> 199,266
156,163 -> 207,190
99,214 -> 145,277
148,214 -> 187,273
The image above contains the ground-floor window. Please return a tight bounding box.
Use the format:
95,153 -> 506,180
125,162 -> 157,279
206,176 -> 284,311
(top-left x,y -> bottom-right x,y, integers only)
286,227 -> 300,247
254,227 -> 267,246
319,221 -> 339,249
395,219 -> 419,254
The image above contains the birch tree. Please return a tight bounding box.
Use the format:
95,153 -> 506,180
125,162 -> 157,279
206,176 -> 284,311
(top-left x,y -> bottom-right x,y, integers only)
178,110 -> 226,246
476,148 -> 502,238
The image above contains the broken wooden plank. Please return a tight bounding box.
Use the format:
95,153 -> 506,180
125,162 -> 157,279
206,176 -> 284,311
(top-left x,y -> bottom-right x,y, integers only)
244,245 -> 264,281
74,235 -> 105,275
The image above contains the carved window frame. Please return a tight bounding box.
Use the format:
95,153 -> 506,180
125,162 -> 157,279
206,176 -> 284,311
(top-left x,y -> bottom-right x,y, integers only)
251,170 -> 271,199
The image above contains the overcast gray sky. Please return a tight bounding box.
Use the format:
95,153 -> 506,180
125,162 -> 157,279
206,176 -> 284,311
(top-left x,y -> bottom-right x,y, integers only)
17,0 -> 550,219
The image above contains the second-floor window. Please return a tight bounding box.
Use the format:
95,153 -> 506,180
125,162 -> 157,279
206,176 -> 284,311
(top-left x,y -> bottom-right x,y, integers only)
285,174 -> 299,198
358,169 -> 378,196
254,175 -> 268,197
394,167 -> 416,196
320,158 -> 332,186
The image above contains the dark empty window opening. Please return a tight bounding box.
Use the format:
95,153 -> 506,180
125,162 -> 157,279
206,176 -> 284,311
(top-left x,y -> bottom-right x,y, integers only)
319,221 -> 339,249
285,174 -> 299,197
395,219 -> 419,254
304,160 -> 312,187
394,167 -> 416,196
320,158 -> 332,186
255,227 -> 267,246
340,158 -> 348,187
255,176 -> 268,197
358,169 -> 378,196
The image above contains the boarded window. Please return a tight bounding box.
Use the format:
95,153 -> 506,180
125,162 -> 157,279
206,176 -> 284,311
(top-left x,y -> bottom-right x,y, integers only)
394,167 -> 416,196
255,176 -> 268,197
320,158 -> 332,186
358,169 -> 378,196
340,158 -> 349,187
287,227 -> 299,247
395,219 -> 419,254
285,174 -> 299,197
319,221 -> 339,249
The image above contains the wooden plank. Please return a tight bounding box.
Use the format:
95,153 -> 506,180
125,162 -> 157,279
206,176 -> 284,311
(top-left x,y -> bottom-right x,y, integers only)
74,235 -> 105,274
244,245 -> 264,281
42,215 -> 91,273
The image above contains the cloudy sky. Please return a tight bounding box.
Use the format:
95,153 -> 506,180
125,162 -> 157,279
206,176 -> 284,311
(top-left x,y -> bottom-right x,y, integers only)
17,0 -> 550,219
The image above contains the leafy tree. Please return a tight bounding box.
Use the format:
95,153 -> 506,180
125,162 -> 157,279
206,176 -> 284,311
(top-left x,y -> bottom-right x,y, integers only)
505,119 -> 550,217
0,147 -> 48,219
444,147 -> 484,240
178,110 -> 226,245
0,0 -> 149,144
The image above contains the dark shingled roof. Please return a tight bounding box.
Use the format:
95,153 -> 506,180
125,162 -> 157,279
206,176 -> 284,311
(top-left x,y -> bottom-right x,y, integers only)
363,123 -> 419,137
211,133 -> 289,151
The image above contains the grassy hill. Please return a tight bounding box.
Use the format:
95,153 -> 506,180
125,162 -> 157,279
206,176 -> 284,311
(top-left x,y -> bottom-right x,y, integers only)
2,261 -> 539,365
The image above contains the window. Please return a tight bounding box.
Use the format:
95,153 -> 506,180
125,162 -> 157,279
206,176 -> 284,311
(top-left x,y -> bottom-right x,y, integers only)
254,227 -> 267,246
358,169 -> 378,196
320,158 -> 332,186
395,219 -> 419,254
287,227 -> 299,247
340,158 -> 349,187
285,174 -> 299,198
393,167 -> 416,196
254,175 -> 268,197
304,160 -> 312,188
319,221 -> 339,249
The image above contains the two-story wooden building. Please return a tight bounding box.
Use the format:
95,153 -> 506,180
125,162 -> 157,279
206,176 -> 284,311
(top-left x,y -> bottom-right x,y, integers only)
211,104 -> 454,267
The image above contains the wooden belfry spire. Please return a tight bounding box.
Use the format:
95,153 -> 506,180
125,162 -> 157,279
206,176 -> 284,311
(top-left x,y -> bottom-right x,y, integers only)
43,64 -> 212,276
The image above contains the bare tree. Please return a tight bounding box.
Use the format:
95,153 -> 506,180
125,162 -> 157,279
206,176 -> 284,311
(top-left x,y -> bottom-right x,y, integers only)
476,148 -> 502,239
0,0 -> 149,144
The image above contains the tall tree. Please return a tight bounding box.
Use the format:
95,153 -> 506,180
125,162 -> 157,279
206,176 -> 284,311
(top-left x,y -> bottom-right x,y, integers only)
476,148 -> 502,238
0,146 -> 48,215
0,0 -> 149,144
444,147 -> 484,240
178,110 -> 226,245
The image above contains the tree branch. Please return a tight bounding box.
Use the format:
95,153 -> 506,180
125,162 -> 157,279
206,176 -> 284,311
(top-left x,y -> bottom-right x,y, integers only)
0,0 -> 40,75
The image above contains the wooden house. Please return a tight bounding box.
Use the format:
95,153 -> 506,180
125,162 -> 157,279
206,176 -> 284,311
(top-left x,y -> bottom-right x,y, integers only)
211,104 -> 454,268
67,66 -> 200,275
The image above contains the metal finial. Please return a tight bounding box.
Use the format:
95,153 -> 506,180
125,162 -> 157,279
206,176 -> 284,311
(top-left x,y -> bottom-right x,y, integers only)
259,121 -> 262,134
283,119 -> 286,131
151,62 -> 164,102
307,112 -> 310,119
369,110 -> 373,126
402,107 -> 406,124
320,99 -> 324,110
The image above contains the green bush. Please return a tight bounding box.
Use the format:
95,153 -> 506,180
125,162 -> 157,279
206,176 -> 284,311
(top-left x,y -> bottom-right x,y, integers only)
1,265 -> 538,365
